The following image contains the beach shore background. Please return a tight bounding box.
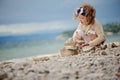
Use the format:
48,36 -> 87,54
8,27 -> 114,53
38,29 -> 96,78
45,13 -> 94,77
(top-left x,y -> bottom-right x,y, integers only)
0,32 -> 120,61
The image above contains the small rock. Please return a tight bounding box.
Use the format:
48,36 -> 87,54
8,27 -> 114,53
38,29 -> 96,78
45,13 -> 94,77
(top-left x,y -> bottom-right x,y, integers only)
32,57 -> 50,62
100,51 -> 107,55
0,70 -> 7,80
60,48 -> 78,57
113,42 -> 120,47
112,42 -> 118,48
39,70 -> 50,74
101,44 -> 107,49
115,72 -> 120,78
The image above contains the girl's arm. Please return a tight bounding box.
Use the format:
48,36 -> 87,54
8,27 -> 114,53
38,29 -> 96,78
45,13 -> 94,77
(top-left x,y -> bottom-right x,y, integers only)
88,22 -> 106,46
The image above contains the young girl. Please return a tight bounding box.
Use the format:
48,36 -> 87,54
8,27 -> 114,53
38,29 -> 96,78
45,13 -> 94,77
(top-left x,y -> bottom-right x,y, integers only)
72,3 -> 106,51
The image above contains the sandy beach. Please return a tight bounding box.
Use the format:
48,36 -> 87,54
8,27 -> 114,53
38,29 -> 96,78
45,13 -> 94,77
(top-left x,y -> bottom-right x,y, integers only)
0,42 -> 120,80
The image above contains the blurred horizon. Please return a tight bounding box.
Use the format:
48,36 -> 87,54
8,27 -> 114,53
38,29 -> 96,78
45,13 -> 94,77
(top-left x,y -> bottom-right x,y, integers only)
0,0 -> 120,36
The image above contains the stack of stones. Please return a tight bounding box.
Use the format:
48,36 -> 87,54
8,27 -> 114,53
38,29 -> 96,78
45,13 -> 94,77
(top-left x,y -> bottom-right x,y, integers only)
60,38 -> 78,57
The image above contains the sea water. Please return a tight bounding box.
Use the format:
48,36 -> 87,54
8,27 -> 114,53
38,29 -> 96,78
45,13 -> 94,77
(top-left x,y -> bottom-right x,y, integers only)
0,33 -> 120,61
0,32 -> 65,61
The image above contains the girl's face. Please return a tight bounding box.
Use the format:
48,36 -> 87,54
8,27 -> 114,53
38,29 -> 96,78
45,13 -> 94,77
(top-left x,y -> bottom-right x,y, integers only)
79,14 -> 87,25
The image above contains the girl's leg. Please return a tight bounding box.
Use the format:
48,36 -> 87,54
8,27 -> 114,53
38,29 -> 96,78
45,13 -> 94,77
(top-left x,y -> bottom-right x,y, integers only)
72,32 -> 83,42
87,33 -> 101,46
87,33 -> 97,41
72,32 -> 84,48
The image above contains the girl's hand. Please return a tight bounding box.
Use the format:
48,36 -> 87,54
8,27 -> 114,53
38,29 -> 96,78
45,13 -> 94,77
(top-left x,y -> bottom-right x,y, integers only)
72,32 -> 82,42
82,41 -> 89,46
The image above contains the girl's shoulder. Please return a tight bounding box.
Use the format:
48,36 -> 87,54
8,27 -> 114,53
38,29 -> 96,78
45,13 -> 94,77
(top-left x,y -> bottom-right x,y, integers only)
94,19 -> 102,26
78,22 -> 82,28
90,19 -> 102,28
78,22 -> 82,26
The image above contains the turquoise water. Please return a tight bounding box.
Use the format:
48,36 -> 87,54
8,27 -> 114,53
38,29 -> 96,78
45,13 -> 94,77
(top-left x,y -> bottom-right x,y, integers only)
0,33 -> 120,61
0,32 -> 64,61
105,34 -> 120,42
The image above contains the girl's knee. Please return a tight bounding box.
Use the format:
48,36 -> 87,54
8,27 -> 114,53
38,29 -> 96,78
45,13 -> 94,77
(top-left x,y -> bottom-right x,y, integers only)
87,33 -> 97,40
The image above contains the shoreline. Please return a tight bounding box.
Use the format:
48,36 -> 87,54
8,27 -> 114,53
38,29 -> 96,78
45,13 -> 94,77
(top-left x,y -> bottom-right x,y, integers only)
1,41 -> 120,63
0,53 -> 59,63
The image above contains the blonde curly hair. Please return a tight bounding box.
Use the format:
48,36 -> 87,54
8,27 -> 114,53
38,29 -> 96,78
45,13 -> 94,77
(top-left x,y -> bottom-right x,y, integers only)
74,3 -> 96,25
